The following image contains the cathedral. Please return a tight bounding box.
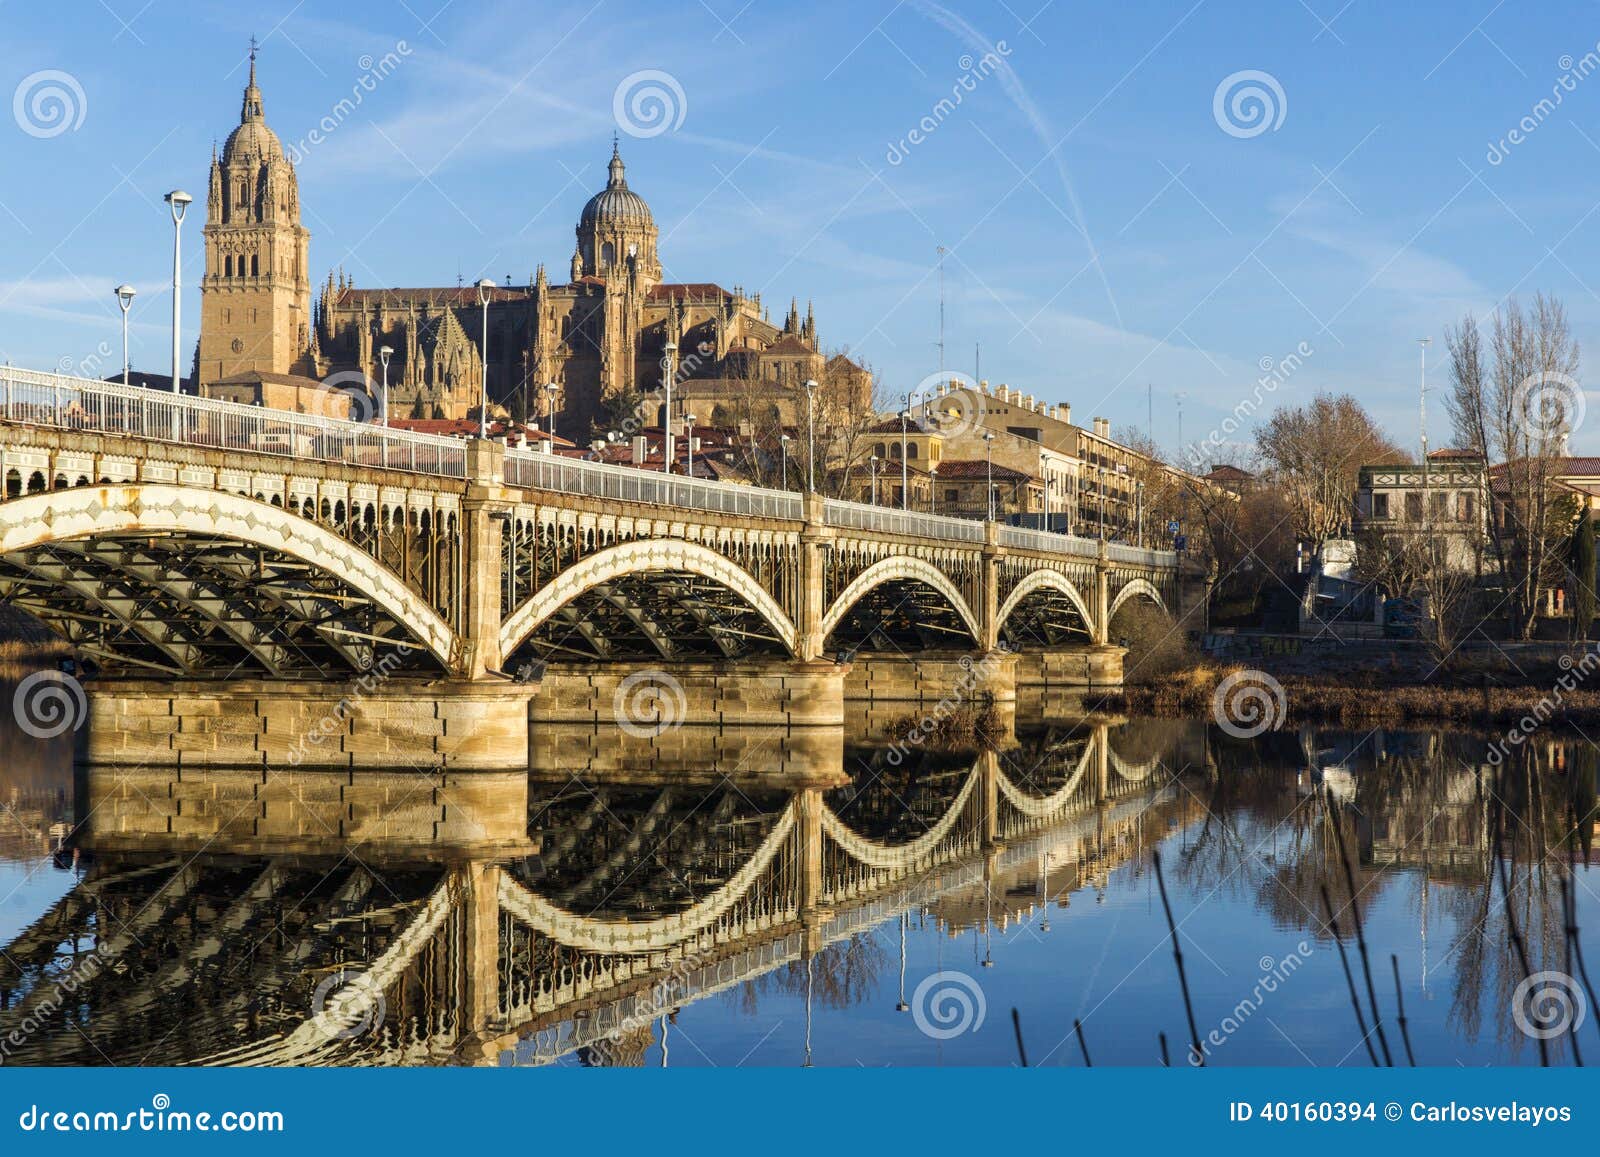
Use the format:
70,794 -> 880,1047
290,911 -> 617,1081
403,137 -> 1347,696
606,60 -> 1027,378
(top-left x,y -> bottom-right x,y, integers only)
196,49 -> 866,436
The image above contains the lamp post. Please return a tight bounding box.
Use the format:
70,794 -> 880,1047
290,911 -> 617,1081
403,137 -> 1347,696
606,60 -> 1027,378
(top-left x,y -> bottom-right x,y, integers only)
870,453 -> 879,505
378,345 -> 393,426
163,190 -> 192,394
685,412 -> 697,476
928,462 -> 938,513
983,431 -> 995,521
804,378 -> 818,493
114,285 -> 136,386
476,278 -> 495,436
663,342 -> 677,474
1136,479 -> 1144,547
545,382 -> 559,443
779,433 -> 790,489
1096,465 -> 1107,540
899,399 -> 910,510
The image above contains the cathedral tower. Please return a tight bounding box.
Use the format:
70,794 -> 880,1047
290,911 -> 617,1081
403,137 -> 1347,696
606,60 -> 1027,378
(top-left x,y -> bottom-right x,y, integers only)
197,44 -> 313,385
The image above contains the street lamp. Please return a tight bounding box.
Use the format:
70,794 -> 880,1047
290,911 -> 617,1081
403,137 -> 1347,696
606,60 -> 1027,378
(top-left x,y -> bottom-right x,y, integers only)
685,412 -> 697,476
163,190 -> 192,394
476,278 -> 495,436
779,433 -> 791,489
870,452 -> 879,505
983,431 -> 995,521
663,342 -> 677,474
899,400 -> 910,510
114,284 -> 136,386
1136,479 -> 1144,547
378,345 -> 393,426
804,378 -> 818,493
928,462 -> 938,513
545,381 -> 559,443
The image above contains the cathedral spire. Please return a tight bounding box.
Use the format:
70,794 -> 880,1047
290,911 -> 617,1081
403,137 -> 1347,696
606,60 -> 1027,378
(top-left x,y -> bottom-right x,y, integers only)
241,37 -> 264,123
607,137 -> 627,189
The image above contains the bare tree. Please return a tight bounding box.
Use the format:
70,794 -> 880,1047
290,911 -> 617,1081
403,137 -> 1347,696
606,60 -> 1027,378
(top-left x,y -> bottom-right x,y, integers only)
1445,294 -> 1581,638
1254,393 -> 1403,547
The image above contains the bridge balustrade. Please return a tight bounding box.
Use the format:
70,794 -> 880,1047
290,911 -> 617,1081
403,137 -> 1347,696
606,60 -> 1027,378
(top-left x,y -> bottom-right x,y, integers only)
822,497 -> 987,543
0,367 -> 467,480
503,446 -> 803,520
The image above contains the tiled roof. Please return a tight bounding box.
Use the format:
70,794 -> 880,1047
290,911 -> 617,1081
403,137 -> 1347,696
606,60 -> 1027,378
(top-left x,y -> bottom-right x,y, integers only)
934,458 -> 1032,481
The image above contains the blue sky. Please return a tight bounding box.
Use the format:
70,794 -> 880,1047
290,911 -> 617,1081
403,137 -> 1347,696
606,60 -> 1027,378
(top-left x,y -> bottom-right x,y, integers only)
4,0 -> 1599,459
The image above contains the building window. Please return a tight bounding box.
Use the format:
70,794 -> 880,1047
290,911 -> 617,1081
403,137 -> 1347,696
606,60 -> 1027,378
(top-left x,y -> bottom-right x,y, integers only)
251,254 -> 259,277
1457,492 -> 1474,521
1372,493 -> 1389,519
224,255 -> 233,277
1404,492 -> 1422,522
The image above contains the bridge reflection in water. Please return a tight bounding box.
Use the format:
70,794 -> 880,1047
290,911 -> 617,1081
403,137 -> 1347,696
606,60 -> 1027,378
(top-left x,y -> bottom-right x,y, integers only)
0,717 -> 1197,1067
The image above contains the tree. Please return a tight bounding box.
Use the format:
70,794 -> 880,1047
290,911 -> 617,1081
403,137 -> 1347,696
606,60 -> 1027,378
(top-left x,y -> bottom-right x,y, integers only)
1254,393 -> 1403,547
1445,293 -> 1581,638
1570,508 -> 1595,640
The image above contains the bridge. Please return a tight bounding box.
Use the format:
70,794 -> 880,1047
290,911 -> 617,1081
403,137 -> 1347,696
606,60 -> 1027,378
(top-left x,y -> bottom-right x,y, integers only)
0,721 -> 1203,1066
0,369 -> 1195,766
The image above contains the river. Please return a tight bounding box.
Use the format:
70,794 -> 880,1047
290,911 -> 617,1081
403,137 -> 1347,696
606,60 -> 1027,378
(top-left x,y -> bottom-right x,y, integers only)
0,667 -> 1593,1067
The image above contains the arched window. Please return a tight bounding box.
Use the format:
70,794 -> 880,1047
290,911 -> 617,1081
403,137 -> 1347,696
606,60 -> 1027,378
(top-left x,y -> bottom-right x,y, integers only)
224,255 -> 233,277
601,241 -> 615,267
251,253 -> 259,277
907,443 -> 919,460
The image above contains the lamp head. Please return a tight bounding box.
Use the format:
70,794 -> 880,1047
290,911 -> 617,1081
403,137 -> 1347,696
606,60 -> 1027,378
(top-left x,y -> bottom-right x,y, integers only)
164,189 -> 193,223
379,345 -> 394,367
545,382 -> 558,394
804,378 -> 818,392
476,277 -> 496,305
114,284 -> 137,310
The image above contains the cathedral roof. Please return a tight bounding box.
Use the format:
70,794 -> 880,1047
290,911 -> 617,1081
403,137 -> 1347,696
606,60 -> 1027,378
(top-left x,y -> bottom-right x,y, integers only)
578,142 -> 654,230
221,47 -> 284,165
647,283 -> 732,301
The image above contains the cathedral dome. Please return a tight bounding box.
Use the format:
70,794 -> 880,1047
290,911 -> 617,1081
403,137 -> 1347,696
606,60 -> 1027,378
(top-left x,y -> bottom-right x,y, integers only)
578,143 -> 653,229
223,118 -> 284,164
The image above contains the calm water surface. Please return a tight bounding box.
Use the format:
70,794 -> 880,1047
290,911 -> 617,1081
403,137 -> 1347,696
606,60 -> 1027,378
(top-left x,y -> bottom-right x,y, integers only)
0,683 -> 1594,1068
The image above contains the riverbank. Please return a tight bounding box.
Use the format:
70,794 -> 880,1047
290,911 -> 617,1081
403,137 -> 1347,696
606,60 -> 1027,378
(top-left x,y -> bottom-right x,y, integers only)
1107,652 -> 1600,728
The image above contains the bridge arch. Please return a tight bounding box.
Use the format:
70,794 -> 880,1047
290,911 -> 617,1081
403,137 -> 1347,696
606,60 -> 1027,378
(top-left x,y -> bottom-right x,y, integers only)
819,556 -> 980,647
996,568 -> 1096,642
1108,577 -> 1169,623
499,537 -> 800,659
0,485 -> 456,674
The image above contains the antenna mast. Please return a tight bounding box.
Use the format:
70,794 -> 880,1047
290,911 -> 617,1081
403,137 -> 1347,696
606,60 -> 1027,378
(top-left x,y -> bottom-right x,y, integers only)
936,245 -> 947,372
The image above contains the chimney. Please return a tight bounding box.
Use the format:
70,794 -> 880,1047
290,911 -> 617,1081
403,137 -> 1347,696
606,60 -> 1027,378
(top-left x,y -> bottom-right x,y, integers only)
1056,403 -> 1071,424
1093,417 -> 1110,438
1024,394 -> 1034,409
632,435 -> 648,464
979,378 -> 989,392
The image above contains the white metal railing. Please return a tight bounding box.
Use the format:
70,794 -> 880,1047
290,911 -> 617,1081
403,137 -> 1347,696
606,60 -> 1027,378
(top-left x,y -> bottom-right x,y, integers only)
504,447 -> 804,520
998,523 -> 1098,558
823,498 -> 986,543
1108,540 -> 1177,567
0,366 -> 468,479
